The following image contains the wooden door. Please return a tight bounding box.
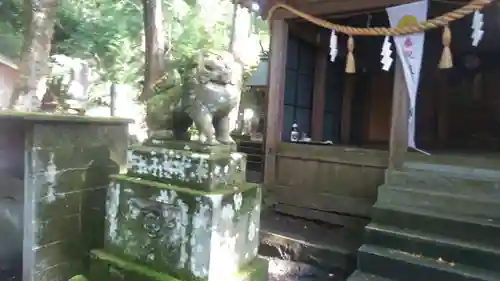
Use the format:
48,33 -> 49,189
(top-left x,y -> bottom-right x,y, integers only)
322,59 -> 344,142
282,35 -> 316,140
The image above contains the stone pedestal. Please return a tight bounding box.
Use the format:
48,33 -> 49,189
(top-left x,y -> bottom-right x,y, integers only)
90,140 -> 268,281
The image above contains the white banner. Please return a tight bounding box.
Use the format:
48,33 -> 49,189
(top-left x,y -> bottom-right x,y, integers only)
387,0 -> 428,151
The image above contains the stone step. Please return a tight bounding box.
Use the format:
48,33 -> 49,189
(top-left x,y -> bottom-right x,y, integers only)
259,211 -> 362,277
377,185 -> 500,219
385,169 -> 500,199
372,203 -> 500,248
365,223 -> 500,272
347,270 -> 394,281
358,245 -> 500,281
126,145 -> 246,191
403,161 -> 500,179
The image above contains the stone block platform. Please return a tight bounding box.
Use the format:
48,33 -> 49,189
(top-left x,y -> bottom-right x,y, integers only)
89,140 -> 267,281
89,249 -> 268,281
104,175 -> 262,280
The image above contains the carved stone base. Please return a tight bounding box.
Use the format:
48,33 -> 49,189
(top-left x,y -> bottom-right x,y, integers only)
126,145 -> 246,191
104,175 -> 262,281
89,249 -> 269,281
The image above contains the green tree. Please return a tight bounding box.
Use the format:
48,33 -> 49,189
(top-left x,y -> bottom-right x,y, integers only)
140,0 -> 165,101
9,0 -> 58,109
0,0 -> 269,112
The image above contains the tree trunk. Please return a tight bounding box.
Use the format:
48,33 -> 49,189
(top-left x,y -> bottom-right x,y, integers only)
228,1 -> 238,54
9,0 -> 58,110
228,3 -> 253,133
139,0 -> 165,102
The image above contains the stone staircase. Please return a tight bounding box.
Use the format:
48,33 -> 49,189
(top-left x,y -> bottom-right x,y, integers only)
234,138 -> 264,183
348,162 -> 500,281
259,210 -> 363,280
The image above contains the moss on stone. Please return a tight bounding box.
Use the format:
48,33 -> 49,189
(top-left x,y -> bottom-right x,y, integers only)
104,176 -> 262,280
68,275 -> 89,281
111,175 -> 258,196
0,110 -> 132,124
126,145 -> 246,191
27,120 -> 129,281
232,258 -> 269,281
136,141 -> 237,154
130,145 -> 240,161
90,249 -> 268,281
91,249 -> 184,281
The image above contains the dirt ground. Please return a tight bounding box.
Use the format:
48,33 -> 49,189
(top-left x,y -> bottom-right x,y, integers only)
268,258 -> 342,281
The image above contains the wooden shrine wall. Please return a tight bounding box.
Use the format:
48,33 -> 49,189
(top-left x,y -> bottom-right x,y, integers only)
265,19 -> 392,226
272,143 -> 387,226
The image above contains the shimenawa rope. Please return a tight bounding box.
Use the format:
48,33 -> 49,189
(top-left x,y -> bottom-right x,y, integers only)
266,0 -> 492,36
266,0 -> 494,71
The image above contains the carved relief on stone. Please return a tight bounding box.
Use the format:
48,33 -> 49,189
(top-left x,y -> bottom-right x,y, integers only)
128,197 -> 182,262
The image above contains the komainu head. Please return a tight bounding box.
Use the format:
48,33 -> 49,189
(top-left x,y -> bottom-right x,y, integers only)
196,49 -> 238,86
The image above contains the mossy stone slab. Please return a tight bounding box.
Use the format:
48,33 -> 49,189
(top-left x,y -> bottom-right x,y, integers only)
104,175 -> 262,281
126,146 -> 246,191
143,139 -> 237,154
89,249 -> 268,281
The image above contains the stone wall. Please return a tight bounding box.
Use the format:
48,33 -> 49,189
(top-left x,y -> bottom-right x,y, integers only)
0,120 -> 25,178
0,114 -> 131,281
0,120 -> 26,279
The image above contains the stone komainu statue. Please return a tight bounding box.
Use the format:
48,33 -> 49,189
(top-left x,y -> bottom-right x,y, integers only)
146,49 -> 242,145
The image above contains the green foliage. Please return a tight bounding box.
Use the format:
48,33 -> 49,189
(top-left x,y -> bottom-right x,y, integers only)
0,21 -> 23,59
54,0 -> 144,83
68,275 -> 89,281
45,54 -> 104,108
0,0 -> 23,58
0,0 -> 269,110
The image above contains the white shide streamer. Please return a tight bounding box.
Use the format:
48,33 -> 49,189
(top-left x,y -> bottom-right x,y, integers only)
329,30 -> 338,62
381,36 -> 394,71
471,10 -> 484,47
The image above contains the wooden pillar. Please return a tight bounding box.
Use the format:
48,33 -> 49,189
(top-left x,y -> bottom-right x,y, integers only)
311,49 -> 327,140
340,75 -> 356,143
264,19 -> 288,186
389,59 -> 409,169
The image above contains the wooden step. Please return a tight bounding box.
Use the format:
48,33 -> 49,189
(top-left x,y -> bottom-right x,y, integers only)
258,211 -> 362,276
365,223 -> 500,273
372,203 -> 500,249
358,245 -> 500,281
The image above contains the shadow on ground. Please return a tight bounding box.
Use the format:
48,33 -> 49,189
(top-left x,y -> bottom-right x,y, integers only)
268,258 -> 342,281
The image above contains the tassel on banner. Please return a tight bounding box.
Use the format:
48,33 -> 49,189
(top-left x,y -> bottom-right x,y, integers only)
345,36 -> 355,73
439,25 -> 453,69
